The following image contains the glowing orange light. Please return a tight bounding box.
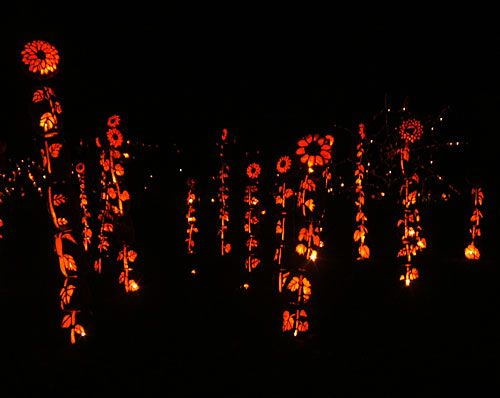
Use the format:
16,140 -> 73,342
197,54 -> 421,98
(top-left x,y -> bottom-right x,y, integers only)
106,128 -> 123,148
276,155 -> 292,174
296,134 -> 332,168
399,119 -> 424,143
21,40 -> 60,78
246,163 -> 261,179
40,112 -> 58,133
107,115 -> 121,128
128,280 -> 139,292
465,243 -> 480,260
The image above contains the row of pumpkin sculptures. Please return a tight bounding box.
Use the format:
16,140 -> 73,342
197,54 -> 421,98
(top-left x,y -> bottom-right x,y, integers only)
18,39 -> 483,342
21,40 -> 140,343
189,125 -> 484,337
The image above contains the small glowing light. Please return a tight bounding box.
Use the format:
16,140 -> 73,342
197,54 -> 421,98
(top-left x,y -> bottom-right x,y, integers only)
261,210 -> 266,215
405,278 -> 410,287
211,198 -> 215,203
380,192 -> 385,197
308,167 -> 314,173
439,117 -> 443,121
150,174 -> 154,178
191,269 -> 197,275
123,153 -> 130,159
179,168 -> 183,172
430,160 -> 433,165
402,107 -> 406,111
242,283 -> 249,290
294,329 -> 298,337
310,250 -> 318,262
340,182 -> 345,188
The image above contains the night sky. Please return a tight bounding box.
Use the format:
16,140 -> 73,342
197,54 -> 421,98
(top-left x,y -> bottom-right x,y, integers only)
1,5 -> 498,396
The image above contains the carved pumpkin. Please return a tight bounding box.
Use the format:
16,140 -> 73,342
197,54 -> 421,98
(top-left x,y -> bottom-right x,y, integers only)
296,134 -> 333,169
21,40 -> 60,79
399,119 -> 423,143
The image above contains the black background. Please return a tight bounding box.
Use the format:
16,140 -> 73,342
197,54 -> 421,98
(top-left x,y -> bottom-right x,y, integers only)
0,4 -> 497,396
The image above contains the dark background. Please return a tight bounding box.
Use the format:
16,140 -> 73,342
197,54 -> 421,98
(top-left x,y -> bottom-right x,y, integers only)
0,4 -> 497,396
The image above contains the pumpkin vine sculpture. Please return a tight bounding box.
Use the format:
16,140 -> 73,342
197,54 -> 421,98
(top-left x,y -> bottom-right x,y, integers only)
397,119 -> 427,286
75,163 -> 92,251
275,155 -> 294,288
186,177 -> 198,254
353,123 -> 370,260
96,115 -> 139,293
23,41 -> 87,344
216,128 -> 231,256
465,186 -> 483,260
279,133 -> 333,337
243,161 -> 263,276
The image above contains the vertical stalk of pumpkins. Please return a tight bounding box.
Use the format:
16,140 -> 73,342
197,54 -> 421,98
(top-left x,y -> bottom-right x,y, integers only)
397,119 -> 426,286
22,41 -> 87,344
186,177 -> 199,274
280,133 -> 332,337
216,128 -> 231,256
96,116 -> 139,292
275,155 -> 293,292
353,123 -> 370,260
243,161 -> 263,276
465,186 -> 483,260
75,163 -> 91,251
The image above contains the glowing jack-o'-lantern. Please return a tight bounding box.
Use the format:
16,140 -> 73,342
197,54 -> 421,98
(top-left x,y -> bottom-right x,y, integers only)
21,40 -> 60,79
399,119 -> 423,143
30,87 -> 63,137
296,134 -> 333,169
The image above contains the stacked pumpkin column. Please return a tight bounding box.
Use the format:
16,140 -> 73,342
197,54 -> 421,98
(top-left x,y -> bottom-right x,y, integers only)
241,159 -> 264,288
95,116 -> 139,293
397,119 -> 427,286
278,134 -> 333,337
21,40 -> 88,343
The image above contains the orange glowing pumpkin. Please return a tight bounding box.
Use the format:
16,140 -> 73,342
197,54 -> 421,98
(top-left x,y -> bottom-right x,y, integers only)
107,115 -> 121,128
276,155 -> 292,174
21,40 -> 60,79
465,242 -> 480,260
106,128 -> 124,148
296,134 -> 332,169
399,119 -> 423,143
246,163 -> 261,179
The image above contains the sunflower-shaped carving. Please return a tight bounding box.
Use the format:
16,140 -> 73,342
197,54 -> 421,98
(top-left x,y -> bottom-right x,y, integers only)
296,134 -> 332,169
276,155 -> 292,174
21,40 -> 60,79
107,115 -> 121,128
399,119 -> 423,143
106,128 -> 123,148
246,163 -> 261,179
